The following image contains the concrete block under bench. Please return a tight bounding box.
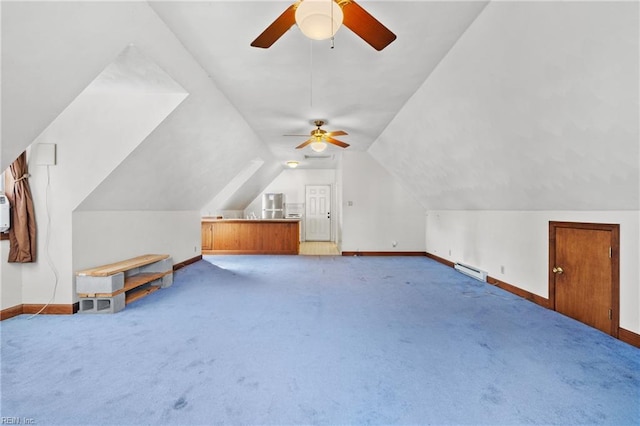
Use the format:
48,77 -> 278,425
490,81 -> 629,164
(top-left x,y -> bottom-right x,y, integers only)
75,254 -> 172,313
79,293 -> 126,314
76,272 -> 125,295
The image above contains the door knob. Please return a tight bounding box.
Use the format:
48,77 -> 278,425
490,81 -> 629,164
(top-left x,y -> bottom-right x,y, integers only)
552,266 -> 564,274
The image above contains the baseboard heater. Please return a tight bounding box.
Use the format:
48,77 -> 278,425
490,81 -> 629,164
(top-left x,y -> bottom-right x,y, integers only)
454,262 -> 487,282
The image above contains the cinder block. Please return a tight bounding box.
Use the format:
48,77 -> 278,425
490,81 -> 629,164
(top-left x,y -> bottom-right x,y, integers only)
76,272 -> 124,294
124,267 -> 141,279
161,273 -> 173,288
140,258 -> 173,274
78,293 -> 125,314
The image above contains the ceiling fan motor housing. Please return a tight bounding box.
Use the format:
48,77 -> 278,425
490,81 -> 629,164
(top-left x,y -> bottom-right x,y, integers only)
294,119 -> 350,150
312,129 -> 327,138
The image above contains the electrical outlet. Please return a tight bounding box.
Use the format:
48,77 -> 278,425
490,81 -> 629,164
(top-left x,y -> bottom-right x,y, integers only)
500,265 -> 505,274
392,241 -> 397,247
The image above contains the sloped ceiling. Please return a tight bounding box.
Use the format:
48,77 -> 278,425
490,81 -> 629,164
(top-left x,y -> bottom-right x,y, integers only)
2,1 -> 281,211
148,1 -> 488,168
88,45 -> 186,95
3,1 -> 637,213
3,0 -> 488,211
30,45 -> 188,211
370,1 -> 639,210
1,1 -> 128,171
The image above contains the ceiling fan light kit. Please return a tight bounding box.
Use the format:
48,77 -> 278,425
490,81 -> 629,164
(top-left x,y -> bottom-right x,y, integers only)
310,141 -> 328,152
295,0 -> 344,40
251,0 -> 396,51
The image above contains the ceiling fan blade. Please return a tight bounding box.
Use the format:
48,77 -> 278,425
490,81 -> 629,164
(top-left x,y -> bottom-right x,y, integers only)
250,4 -> 297,48
295,139 -> 314,149
284,134 -> 312,137
325,137 -> 350,148
326,130 -> 348,137
342,1 -> 396,51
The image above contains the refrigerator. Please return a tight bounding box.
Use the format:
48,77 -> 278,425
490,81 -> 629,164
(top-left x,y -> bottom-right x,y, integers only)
262,193 -> 284,219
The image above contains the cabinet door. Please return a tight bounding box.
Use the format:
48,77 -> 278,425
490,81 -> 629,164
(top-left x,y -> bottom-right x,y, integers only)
201,223 -> 213,251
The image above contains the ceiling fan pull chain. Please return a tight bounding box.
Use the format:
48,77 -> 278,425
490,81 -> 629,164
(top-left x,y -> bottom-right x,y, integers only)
330,0 -> 335,49
309,40 -> 313,107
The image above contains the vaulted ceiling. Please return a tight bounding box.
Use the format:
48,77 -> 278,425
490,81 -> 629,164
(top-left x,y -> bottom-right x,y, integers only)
147,1 -> 488,168
1,1 -> 637,212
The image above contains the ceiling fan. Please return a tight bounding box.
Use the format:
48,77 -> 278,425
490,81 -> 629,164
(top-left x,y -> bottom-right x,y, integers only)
251,0 -> 396,51
289,120 -> 350,152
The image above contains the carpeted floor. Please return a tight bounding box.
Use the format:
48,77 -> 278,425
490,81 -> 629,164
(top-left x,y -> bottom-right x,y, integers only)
1,255 -> 639,425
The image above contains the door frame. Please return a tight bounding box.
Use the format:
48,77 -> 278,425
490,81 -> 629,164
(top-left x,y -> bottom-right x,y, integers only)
305,184 -> 332,242
548,221 -> 620,337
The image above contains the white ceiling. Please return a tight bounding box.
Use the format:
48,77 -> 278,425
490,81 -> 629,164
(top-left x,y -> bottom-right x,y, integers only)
2,1 -> 637,212
148,1 -> 488,169
371,1 -> 639,210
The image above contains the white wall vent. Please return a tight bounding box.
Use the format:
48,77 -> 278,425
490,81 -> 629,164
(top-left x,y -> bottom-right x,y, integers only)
304,155 -> 334,160
454,262 -> 487,282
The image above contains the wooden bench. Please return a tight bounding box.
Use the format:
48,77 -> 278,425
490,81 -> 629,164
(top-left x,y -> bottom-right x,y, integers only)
76,254 -> 173,313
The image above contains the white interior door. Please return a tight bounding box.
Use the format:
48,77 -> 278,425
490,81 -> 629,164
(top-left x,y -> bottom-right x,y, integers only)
305,185 -> 331,241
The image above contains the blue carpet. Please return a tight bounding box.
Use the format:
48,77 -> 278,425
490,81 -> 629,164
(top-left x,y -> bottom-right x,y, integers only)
1,256 -> 638,425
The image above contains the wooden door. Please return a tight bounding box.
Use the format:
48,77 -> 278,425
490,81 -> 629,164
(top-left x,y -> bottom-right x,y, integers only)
549,222 -> 619,336
201,222 -> 213,251
305,185 -> 331,241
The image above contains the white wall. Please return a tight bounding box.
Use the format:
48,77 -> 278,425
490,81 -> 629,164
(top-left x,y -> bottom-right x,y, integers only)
1,164 -> 22,309
335,155 -> 344,252
15,85 -> 184,306
2,1 -> 276,308
366,1 -> 639,335
0,242 -> 23,310
243,168 -> 337,241
72,211 -> 201,273
200,159 -> 265,217
341,151 -> 426,252
244,168 -> 337,215
426,210 -> 640,334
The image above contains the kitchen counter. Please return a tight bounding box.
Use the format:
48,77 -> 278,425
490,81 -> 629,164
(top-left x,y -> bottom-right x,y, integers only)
201,217 -> 300,223
201,218 -> 300,255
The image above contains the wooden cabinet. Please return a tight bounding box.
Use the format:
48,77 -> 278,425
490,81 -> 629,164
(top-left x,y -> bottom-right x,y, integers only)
201,219 -> 299,255
201,222 -> 213,251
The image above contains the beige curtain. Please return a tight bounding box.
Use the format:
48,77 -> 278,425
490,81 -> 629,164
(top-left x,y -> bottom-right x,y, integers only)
6,152 -> 37,262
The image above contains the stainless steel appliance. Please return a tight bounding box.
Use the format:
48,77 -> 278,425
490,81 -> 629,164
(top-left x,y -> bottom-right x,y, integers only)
262,193 -> 284,219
